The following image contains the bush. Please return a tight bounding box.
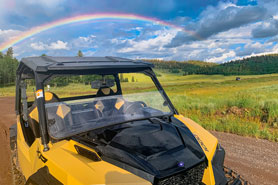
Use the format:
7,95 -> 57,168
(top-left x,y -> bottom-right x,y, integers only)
263,100 -> 278,118
155,72 -> 162,77
170,69 -> 180,73
227,93 -> 254,108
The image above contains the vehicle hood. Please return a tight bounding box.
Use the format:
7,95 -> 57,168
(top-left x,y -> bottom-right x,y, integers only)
94,119 -> 207,183
45,117 -> 207,185
44,140 -> 151,185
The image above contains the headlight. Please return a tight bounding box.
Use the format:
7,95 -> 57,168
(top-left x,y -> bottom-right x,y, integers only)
212,144 -> 225,167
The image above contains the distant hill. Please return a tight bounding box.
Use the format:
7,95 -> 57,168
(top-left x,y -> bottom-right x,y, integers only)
211,54 -> 278,75
147,60 -> 217,75
147,54 -> 278,75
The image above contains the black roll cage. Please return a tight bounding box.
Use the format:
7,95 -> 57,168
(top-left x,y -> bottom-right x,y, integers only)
15,57 -> 178,152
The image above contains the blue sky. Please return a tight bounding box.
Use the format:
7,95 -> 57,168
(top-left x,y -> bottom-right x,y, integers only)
0,0 -> 278,63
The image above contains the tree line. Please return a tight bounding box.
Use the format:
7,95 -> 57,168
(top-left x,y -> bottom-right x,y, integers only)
147,54 -> 278,76
0,48 -> 18,87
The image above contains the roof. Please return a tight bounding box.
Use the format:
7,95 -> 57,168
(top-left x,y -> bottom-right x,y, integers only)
19,56 -> 154,73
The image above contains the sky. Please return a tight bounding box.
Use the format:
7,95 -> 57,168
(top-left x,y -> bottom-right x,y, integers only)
0,0 -> 278,63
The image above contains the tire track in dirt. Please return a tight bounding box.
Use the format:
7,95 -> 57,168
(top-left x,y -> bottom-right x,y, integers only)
212,131 -> 278,185
0,96 -> 16,185
0,124 -> 13,185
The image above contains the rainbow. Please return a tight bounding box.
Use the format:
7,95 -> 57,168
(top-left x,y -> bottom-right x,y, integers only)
0,13 -> 201,51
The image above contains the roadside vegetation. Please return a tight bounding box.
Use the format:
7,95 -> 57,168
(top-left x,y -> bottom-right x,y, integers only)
126,72 -> 278,142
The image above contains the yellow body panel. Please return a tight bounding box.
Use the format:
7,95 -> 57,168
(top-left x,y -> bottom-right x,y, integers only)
29,107 -> 39,122
17,118 -> 44,179
175,115 -> 218,185
17,114 -> 218,185
17,116 -> 151,185
45,140 -> 151,185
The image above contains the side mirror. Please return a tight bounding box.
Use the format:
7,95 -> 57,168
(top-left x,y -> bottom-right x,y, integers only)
91,79 -> 115,89
91,81 -> 102,89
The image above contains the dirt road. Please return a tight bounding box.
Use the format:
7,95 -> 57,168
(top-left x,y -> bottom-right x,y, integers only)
0,97 -> 277,185
0,97 -> 15,185
212,131 -> 278,185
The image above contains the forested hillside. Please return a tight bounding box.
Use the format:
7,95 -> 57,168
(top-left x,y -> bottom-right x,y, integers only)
147,54 -> 278,76
210,54 -> 278,75
0,48 -> 18,87
148,60 -> 217,75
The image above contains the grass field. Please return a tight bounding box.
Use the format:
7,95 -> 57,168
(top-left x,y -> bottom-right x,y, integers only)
1,71 -> 278,141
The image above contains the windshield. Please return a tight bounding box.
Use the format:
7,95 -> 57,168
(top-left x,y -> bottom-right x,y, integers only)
45,73 -> 172,139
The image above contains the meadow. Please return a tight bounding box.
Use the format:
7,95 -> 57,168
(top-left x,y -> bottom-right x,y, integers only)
124,72 -> 278,141
1,71 -> 278,141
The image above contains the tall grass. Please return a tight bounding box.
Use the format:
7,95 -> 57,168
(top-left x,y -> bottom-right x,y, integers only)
170,92 -> 278,141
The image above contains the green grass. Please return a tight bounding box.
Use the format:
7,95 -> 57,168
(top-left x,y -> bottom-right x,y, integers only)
0,85 -> 15,96
1,71 -> 278,141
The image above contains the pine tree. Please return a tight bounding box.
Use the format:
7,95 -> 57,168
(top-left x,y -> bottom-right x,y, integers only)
6,47 -> 13,58
120,73 -> 124,82
0,55 -> 18,86
0,51 -> 3,58
78,50 -> 83,57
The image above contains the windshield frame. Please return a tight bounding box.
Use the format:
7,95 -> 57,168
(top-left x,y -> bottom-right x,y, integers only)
34,68 -> 178,140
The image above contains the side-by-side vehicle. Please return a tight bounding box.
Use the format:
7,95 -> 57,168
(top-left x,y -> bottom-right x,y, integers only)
11,56 -> 246,185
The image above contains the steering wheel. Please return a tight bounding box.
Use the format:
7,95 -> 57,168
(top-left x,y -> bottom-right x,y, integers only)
135,101 -> 147,107
123,101 -> 147,114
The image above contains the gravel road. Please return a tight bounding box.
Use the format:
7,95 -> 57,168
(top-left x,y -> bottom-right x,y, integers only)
212,131 -> 278,185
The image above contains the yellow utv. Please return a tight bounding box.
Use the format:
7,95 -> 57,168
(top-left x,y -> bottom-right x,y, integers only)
11,56 -> 245,185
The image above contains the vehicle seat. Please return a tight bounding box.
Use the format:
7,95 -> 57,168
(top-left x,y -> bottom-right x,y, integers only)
28,92 -> 60,138
96,86 -> 115,97
95,87 -> 126,115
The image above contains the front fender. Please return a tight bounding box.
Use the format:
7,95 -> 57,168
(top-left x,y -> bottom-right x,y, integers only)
174,115 -> 218,185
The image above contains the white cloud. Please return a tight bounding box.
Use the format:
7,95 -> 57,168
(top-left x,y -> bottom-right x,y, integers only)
206,50 -> 236,63
230,43 -> 278,61
167,1 -> 266,47
118,29 -> 177,53
111,38 -> 127,45
125,27 -> 144,32
258,0 -> 278,17
30,40 -> 69,50
25,0 -> 65,7
213,23 -> 257,39
30,42 -> 46,50
251,15 -> 278,38
71,35 -> 96,48
210,48 -> 225,54
236,41 -> 274,56
49,40 -> 69,50
0,29 -> 22,43
187,49 -> 204,58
